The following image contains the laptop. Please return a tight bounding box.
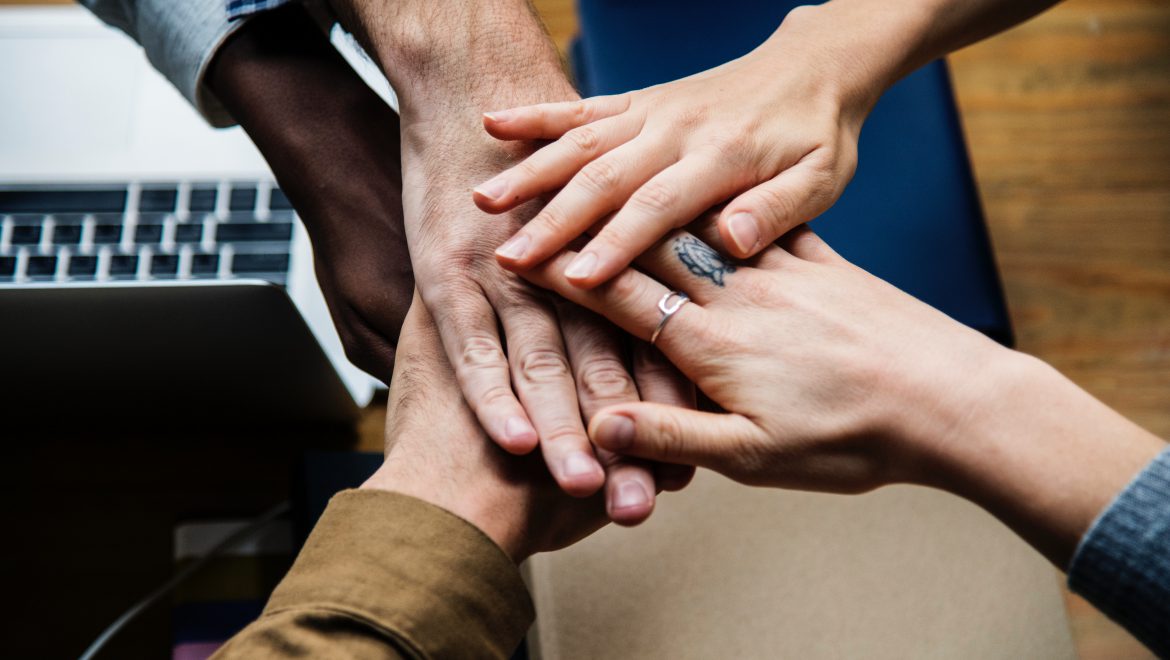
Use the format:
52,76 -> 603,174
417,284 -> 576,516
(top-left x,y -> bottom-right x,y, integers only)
0,6 -> 380,427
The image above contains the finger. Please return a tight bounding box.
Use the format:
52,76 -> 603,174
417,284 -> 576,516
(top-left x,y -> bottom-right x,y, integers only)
497,294 -> 606,497
496,137 -> 677,271
776,225 -> 847,266
590,403 -> 763,475
681,210 -> 793,272
475,117 -> 640,214
556,302 -> 658,524
564,155 -> 750,287
576,212 -> 746,304
718,156 -> 842,259
427,286 -> 539,455
513,248 -> 705,353
632,341 -> 697,492
631,339 -> 695,410
483,95 -> 630,140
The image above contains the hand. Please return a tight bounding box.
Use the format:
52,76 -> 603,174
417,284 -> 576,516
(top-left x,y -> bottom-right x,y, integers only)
479,5 -> 876,287
399,112 -> 693,522
362,293 -> 610,561
208,5 -> 412,380
511,225 -> 1167,565
321,0 -> 694,515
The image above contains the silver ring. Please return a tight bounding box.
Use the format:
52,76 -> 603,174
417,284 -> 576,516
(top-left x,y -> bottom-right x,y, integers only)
650,291 -> 690,346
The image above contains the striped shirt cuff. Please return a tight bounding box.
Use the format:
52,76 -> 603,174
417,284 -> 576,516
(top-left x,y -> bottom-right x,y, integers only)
227,0 -> 294,21
1067,445 -> 1170,657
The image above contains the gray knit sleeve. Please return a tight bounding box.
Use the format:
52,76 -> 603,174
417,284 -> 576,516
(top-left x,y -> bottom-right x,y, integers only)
1068,446 -> 1170,657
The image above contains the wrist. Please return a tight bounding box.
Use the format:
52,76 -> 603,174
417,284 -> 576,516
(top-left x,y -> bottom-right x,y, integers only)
336,1 -> 575,121
764,3 -> 934,122
207,6 -> 403,232
362,464 -> 529,562
908,348 -> 1165,565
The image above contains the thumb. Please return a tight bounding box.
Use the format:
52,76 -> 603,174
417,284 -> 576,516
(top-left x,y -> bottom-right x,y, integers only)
590,403 -> 761,474
718,158 -> 840,258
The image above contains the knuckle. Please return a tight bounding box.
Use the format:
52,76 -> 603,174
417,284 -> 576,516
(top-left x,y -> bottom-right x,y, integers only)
542,422 -> 589,446
602,270 -> 650,309
517,349 -> 572,384
533,205 -> 571,234
578,159 -> 622,194
566,126 -> 601,154
631,180 -> 678,214
476,383 -> 517,411
459,334 -> 506,370
577,360 -> 636,400
570,100 -> 592,124
751,184 -> 801,228
652,413 -> 689,462
708,131 -> 754,165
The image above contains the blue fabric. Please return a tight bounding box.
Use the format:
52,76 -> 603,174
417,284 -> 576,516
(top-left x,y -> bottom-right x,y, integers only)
1068,446 -> 1170,657
226,0 -> 292,21
571,0 -> 1013,346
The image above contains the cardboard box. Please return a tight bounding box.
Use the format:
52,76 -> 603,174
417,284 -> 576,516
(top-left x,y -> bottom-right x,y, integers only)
525,471 -> 1074,658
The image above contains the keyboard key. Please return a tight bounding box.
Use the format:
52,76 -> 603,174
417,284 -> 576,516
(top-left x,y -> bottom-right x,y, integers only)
52,224 -> 82,245
139,187 -> 177,212
93,224 -> 123,244
137,212 -> 169,225
232,252 -> 290,274
269,188 -> 292,210
191,253 -> 219,276
26,255 -> 57,278
68,255 -> 98,279
151,253 -> 179,278
10,225 -> 42,245
225,211 -> 260,224
189,187 -> 217,213
215,222 -> 292,243
134,224 -> 163,244
109,254 -> 138,278
173,223 -> 203,244
230,186 -> 257,211
0,256 -> 15,278
0,188 -> 126,213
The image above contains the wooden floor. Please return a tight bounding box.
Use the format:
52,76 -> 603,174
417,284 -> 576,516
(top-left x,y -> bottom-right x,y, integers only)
948,3 -> 1169,657
529,0 -> 1170,657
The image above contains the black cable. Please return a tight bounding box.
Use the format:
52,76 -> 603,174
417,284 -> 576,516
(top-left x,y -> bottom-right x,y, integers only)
78,500 -> 291,660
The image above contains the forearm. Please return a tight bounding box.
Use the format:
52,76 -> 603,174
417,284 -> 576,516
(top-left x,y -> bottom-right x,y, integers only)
330,0 -> 576,119
918,350 -> 1165,567
207,7 -> 404,235
215,490 -> 533,659
207,6 -> 413,312
764,0 -> 1059,115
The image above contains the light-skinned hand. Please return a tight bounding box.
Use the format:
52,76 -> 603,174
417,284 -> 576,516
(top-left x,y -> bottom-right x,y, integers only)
480,6 -> 872,288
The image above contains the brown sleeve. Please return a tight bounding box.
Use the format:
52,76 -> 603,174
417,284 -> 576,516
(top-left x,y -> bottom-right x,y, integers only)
212,489 -> 535,659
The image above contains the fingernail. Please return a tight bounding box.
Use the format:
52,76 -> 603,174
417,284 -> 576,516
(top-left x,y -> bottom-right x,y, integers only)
727,212 -> 760,254
505,416 -> 536,443
594,414 -> 635,450
564,252 -> 598,281
613,481 -> 650,511
496,234 -> 530,261
484,110 -> 514,123
474,176 -> 509,201
564,451 -> 600,478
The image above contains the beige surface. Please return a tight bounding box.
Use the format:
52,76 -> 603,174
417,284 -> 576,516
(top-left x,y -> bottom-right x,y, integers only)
526,471 -> 1075,659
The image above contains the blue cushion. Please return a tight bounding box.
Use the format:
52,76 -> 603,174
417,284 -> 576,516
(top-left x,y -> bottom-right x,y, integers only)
572,0 -> 1013,345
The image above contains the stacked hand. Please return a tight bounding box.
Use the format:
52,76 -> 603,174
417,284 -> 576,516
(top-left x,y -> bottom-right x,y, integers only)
398,113 -> 694,523
479,6 -> 874,287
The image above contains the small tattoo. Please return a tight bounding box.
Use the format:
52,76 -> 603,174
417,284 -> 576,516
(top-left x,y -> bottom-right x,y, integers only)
674,235 -> 736,287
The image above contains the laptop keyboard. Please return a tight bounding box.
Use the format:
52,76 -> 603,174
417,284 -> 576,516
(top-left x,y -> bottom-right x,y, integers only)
0,182 -> 295,285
